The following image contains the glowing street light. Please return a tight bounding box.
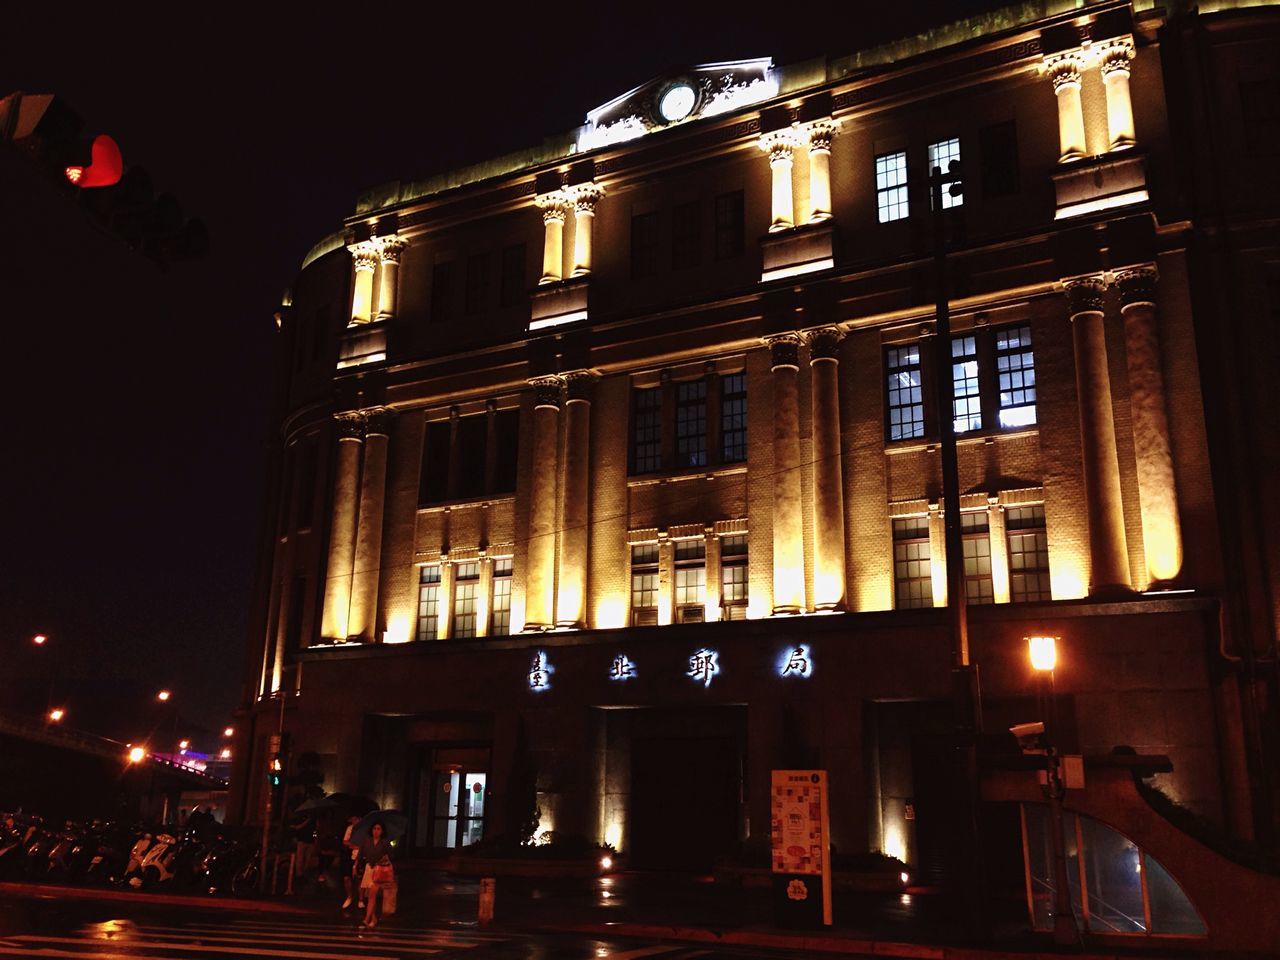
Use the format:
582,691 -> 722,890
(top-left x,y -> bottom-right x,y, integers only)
157,689 -> 172,702
178,739 -> 190,750
223,726 -> 234,738
128,746 -> 147,763
48,708 -> 64,722
32,634 -> 48,645
220,748 -> 232,760
1027,636 -> 1058,673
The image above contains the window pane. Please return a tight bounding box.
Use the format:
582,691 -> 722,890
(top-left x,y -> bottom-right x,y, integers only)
453,578 -> 478,639
499,243 -> 526,308
631,543 -> 659,566
875,151 -> 909,223
886,345 -> 925,440
1080,816 -> 1147,933
675,565 -> 706,606
464,252 -> 490,316
714,191 -> 744,260
430,261 -> 453,323
490,563 -> 512,637
962,512 -> 993,604
672,200 -> 700,269
631,212 -> 660,279
417,565 -> 441,640
674,539 -> 705,562
1007,505 -> 1051,601
720,534 -> 747,557
675,379 -> 707,468
952,335 -> 982,433
1144,853 -> 1206,935
928,138 -> 963,208
632,387 -> 662,473
892,517 -> 933,608
721,563 -> 748,603
721,372 -> 748,463
996,325 -> 1037,428
980,120 -> 1019,197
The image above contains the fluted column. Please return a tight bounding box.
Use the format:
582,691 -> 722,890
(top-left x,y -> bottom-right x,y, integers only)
1066,278 -> 1131,594
320,412 -> 365,640
988,499 -> 1011,604
759,130 -> 798,232
524,377 -> 561,630
767,334 -> 805,613
375,238 -> 405,321
348,408 -> 392,642
1116,267 -> 1182,583
556,371 -> 595,627
1047,54 -> 1087,162
806,327 -> 847,609
1099,39 -> 1137,152
569,184 -> 604,278
348,243 -> 378,324
805,121 -> 836,223
536,193 -> 569,284
928,503 -> 948,608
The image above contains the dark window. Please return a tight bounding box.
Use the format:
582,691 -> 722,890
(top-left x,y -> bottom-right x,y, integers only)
293,315 -> 308,372
492,408 -> 520,494
675,379 -> 707,468
311,304 -> 334,363
1240,78 -> 1280,155
721,372 -> 748,463
419,420 -> 451,504
631,212 -> 660,279
892,517 -> 933,609
430,261 -> 454,323
455,415 -> 487,499
672,200 -> 700,269
886,345 -> 925,440
464,253 -> 490,316
995,325 -> 1037,428
1007,505 -> 1051,601
420,409 -> 519,504
714,191 -> 744,261
500,243 -> 526,308
286,576 -> 307,651
961,511 -> 993,605
632,387 -> 663,473
296,440 -> 318,530
980,120 -> 1020,197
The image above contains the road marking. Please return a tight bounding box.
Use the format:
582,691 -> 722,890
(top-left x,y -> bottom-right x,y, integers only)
127,928 -> 445,955
225,920 -> 508,939
167,925 -> 474,949
3,935 -> 399,960
0,948 -> 192,960
599,946 -> 700,960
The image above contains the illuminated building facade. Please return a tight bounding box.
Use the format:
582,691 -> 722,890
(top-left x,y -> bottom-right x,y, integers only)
232,0 -> 1280,885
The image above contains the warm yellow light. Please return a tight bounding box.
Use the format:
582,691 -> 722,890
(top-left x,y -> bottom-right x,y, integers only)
604,821 -> 623,852
48,708 -> 64,722
599,855 -> 613,871
883,823 -> 907,863
32,634 -> 47,645
220,748 -> 232,760
128,747 -> 146,763
178,739 -> 190,750
382,616 -> 412,645
157,690 -> 171,702
223,726 -> 234,738
593,595 -> 628,631
1028,636 -> 1058,672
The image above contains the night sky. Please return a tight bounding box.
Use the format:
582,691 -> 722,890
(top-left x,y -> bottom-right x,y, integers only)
2,4 -> 1005,743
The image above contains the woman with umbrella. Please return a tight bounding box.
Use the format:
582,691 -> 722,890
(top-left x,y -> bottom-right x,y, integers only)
355,817 -> 397,927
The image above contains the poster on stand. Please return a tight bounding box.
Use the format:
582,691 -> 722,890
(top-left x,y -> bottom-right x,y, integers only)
770,769 -> 832,927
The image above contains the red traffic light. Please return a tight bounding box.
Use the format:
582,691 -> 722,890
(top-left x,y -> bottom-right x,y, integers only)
65,134 -> 122,188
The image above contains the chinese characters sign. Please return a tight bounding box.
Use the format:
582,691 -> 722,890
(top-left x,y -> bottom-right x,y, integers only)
528,650 -> 553,691
524,644 -> 818,690
609,654 -> 637,681
686,648 -> 720,687
779,644 -> 811,678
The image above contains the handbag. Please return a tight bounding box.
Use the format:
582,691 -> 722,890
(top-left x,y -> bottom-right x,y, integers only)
371,863 -> 394,885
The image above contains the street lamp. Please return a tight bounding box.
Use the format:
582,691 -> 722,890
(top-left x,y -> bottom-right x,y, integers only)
48,708 -> 64,722
1028,636 -> 1057,673
157,689 -> 171,702
178,739 -> 190,751
223,726 -> 234,738
128,746 -> 146,763
32,634 -> 47,646
219,748 -> 231,760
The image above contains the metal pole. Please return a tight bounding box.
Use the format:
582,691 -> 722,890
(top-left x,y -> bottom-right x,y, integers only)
1045,748 -> 1079,945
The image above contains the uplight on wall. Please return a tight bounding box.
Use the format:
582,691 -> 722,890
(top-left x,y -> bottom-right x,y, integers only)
1027,636 -> 1058,673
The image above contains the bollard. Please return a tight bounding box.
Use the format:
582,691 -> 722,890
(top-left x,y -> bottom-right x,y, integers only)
478,877 -> 496,925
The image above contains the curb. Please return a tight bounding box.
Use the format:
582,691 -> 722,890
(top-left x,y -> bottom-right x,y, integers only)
0,882 -> 321,915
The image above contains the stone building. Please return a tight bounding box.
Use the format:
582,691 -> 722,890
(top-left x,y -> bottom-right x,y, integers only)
231,0 -> 1279,917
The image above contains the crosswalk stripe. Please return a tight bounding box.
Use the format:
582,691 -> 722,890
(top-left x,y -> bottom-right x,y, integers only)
119,929 -> 443,956
225,920 -> 507,939
7,935 -> 399,960
160,925 -> 474,950
0,948 -> 192,960
599,946 -> 694,960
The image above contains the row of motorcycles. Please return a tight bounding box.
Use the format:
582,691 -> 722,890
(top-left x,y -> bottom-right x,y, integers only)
0,811 -> 260,895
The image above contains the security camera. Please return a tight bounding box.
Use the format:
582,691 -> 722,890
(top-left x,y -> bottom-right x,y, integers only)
1010,721 -> 1046,751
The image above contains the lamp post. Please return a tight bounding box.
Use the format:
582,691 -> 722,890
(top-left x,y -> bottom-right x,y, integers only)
1027,636 -> 1078,946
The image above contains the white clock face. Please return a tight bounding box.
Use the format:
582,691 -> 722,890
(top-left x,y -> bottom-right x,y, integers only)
659,84 -> 696,123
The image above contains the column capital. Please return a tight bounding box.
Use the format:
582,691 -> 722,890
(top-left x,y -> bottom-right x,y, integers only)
536,191 -> 571,224
363,406 -> 394,437
758,129 -> 798,164
562,369 -> 598,403
1064,276 -> 1108,316
805,326 -> 845,362
1045,52 -> 1082,92
334,411 -> 366,441
1114,265 -> 1158,310
375,236 -> 406,264
348,241 -> 379,272
764,332 -> 803,371
804,119 -> 837,152
1098,37 -> 1135,78
569,182 -> 604,214
529,375 -> 563,410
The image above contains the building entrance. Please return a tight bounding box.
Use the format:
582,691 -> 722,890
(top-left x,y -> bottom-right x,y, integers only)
410,744 -> 489,853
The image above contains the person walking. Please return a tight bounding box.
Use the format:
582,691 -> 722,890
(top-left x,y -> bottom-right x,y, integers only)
358,819 -> 395,928
340,815 -> 361,910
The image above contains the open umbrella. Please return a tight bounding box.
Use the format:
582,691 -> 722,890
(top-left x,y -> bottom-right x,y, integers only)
349,809 -> 409,846
294,796 -> 338,813
328,793 -> 378,817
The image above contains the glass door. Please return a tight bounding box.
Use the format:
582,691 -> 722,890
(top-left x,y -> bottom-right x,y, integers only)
431,769 -> 487,850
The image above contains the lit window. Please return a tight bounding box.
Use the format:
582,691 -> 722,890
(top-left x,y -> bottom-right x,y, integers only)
996,325 -> 1037,428
893,517 -> 933,609
417,565 -> 441,640
721,373 -> 748,464
490,558 -> 512,636
674,539 -> 706,622
631,543 -> 659,626
928,138 -> 962,208
452,562 -> 479,638
675,380 -> 707,468
952,335 -> 982,433
719,534 -> 748,620
886,345 -> 925,440
632,387 -> 662,474
1007,505 -> 1051,601
961,512 -> 993,604
875,151 -> 909,223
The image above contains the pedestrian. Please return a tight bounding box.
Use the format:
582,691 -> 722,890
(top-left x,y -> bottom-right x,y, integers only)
358,819 -> 395,928
340,815 -> 361,910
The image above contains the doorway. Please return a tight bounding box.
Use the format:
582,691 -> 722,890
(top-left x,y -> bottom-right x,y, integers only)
410,744 -> 489,853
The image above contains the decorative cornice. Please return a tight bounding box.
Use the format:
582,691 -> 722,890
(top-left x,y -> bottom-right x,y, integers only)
1045,53 -> 1082,92
763,332 -> 802,371
561,369 -> 598,403
334,411 -> 366,441
529,375 -> 563,410
805,326 -> 845,362
570,183 -> 604,215
1114,265 -> 1158,310
758,129 -> 798,164
1064,276 -> 1108,316
1098,37 -> 1135,78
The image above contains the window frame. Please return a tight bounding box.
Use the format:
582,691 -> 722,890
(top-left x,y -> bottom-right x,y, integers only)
961,510 -> 994,605
719,534 -> 748,620
489,558 -> 513,636
416,564 -> 443,641
892,517 -> 934,610
630,543 -> 660,626
673,538 -> 707,623
875,150 -> 910,223
1007,505 -> 1052,602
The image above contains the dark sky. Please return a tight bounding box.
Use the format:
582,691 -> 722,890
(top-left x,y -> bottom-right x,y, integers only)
1,3 -> 1006,742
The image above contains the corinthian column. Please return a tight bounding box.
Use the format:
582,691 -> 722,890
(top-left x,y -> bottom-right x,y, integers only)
348,408 -> 392,642
806,327 -> 846,609
759,130 -> 798,232
536,193 -> 569,284
320,412 -> 365,640
1047,54 -> 1087,162
767,334 -> 805,613
375,238 -> 405,321
1116,267 -> 1182,583
524,377 -> 561,630
1099,39 -> 1137,152
1065,277 -> 1131,594
805,121 -> 836,223
570,184 -> 604,278
556,371 -> 595,627
348,243 -> 378,324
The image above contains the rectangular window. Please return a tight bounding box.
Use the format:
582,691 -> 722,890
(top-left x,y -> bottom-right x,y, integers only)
674,539 -> 706,622
714,191 -> 744,261
492,408 -> 520,495
631,543 -> 660,626
675,379 -> 707,468
452,562 -> 479,638
417,565 -> 442,640
490,558 -> 513,636
980,120 -> 1019,197
285,576 -> 307,652
928,138 -> 963,208
1240,78 -> 1280,156
430,261 -> 454,323
719,534 -> 748,620
952,335 -> 982,433
996,325 -> 1037,428
893,517 -> 933,609
456,414 -> 487,499
886,345 -> 925,441
961,511 -> 994,605
875,151 -> 909,223
295,440 -> 318,530
500,243 -> 526,308
631,212 -> 660,279
720,372 -> 748,464
464,252 -> 490,316
1007,505 -> 1051,602
672,200 -> 700,269
632,387 -> 663,474
419,420 -> 452,504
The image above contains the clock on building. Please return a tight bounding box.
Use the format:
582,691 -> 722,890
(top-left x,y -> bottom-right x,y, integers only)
658,83 -> 696,123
